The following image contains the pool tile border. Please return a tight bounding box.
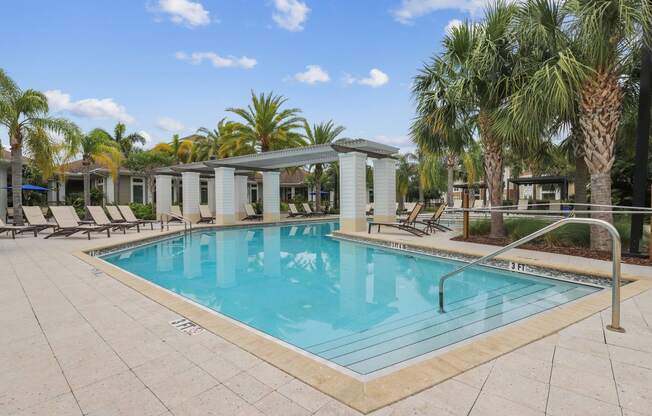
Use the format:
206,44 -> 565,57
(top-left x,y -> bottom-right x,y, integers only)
74,225 -> 652,414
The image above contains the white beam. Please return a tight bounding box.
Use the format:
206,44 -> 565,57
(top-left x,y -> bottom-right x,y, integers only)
155,175 -> 172,221
373,158 -> 397,223
214,167 -> 235,225
182,171 -> 201,223
339,152 -> 367,232
262,171 -> 280,222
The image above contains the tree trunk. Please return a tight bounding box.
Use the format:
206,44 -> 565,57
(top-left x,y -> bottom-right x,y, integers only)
418,178 -> 424,203
446,162 -> 454,206
11,141 -> 24,225
479,112 -> 505,238
574,156 -> 588,206
314,164 -> 323,212
579,71 -> 621,251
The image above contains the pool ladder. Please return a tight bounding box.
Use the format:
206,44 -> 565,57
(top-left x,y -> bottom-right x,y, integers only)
437,217 -> 624,332
164,212 -> 193,233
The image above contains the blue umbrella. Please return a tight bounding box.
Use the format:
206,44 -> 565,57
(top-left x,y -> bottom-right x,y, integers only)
2,184 -> 51,191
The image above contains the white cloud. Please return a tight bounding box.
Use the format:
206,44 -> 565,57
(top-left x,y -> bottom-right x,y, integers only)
175,51 -> 257,69
392,0 -> 487,24
156,117 -> 184,132
138,130 -> 153,143
293,65 -> 330,84
445,18 -> 463,33
344,69 -> 389,88
153,0 -> 210,27
272,0 -> 310,31
45,90 -> 134,123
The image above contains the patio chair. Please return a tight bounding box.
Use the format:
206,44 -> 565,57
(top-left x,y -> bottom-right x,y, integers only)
302,203 -> 324,216
117,205 -> 159,230
0,218 -> 38,239
45,206 -> 111,240
106,205 -> 126,223
420,203 -> 452,233
22,206 -> 57,233
368,202 -> 429,237
243,204 -> 262,221
69,206 -> 95,225
198,205 -> 214,224
287,203 -> 305,218
87,206 -> 140,233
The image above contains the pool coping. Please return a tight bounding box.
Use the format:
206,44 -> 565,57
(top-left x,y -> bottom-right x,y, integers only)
73,223 -> 652,414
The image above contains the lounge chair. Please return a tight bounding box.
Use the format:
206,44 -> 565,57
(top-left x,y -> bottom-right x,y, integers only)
287,203 -> 305,218
69,206 -> 95,225
366,203 -> 374,215
22,206 -> 57,233
45,206 -> 111,240
106,205 -> 127,223
87,206 -> 140,233
420,203 -> 452,233
368,202 -> 429,237
0,218 -> 38,239
243,204 -> 262,221
117,205 -> 159,230
302,203 -> 324,216
198,205 -> 214,224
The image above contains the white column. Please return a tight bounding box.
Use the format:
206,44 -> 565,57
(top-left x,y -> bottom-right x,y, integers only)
58,180 -> 66,203
47,179 -> 57,203
182,172 -> 201,223
105,176 -> 114,203
207,178 -> 216,214
0,166 -> 7,221
373,158 -> 397,223
214,167 -> 235,225
290,186 -> 295,200
155,175 -> 172,221
234,175 -> 248,220
338,152 -> 367,232
262,171 -> 280,222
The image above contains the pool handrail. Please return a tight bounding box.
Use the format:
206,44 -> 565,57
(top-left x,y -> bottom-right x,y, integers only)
437,217 -> 624,332
165,211 -> 192,233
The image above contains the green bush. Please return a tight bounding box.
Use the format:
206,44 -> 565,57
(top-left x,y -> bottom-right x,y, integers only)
65,193 -> 86,218
90,187 -> 104,205
129,203 -> 155,220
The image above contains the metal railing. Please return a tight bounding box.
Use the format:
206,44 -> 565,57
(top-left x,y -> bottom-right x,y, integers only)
437,217 -> 624,332
165,212 -> 193,233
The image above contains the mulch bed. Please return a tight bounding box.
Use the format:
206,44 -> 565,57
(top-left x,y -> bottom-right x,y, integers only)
451,235 -> 652,266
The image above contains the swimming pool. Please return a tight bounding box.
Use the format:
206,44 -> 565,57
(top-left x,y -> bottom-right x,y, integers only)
101,221 -> 600,375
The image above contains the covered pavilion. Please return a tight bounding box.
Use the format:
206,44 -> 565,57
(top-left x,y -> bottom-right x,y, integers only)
153,139 -> 399,232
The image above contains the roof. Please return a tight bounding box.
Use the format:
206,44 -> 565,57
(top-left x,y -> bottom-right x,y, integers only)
509,175 -> 568,185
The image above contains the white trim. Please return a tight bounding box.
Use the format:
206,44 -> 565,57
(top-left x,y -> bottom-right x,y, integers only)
130,176 -> 145,204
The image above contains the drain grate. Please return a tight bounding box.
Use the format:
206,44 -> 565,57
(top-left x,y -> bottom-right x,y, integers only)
169,318 -> 204,335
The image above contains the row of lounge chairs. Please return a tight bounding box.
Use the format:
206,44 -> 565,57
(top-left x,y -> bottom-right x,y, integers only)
368,202 -> 452,237
0,205 -> 157,240
165,203 -> 327,225
287,203 -> 325,218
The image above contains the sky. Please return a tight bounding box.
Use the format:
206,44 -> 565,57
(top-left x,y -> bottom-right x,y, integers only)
0,0 -> 486,154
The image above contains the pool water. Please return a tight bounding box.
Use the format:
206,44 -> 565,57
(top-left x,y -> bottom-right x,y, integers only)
101,222 -> 599,375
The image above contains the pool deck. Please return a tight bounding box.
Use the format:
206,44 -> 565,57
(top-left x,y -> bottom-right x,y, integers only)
2,218 -> 652,415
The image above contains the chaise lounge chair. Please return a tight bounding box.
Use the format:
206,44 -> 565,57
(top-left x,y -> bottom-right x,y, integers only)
0,218 -> 38,239
117,205 -> 159,230
198,205 -> 215,224
243,204 -> 262,221
87,206 -> 140,233
420,203 -> 452,233
368,202 -> 429,237
287,203 -> 305,218
22,206 -> 58,234
302,203 -> 324,217
45,206 -> 112,240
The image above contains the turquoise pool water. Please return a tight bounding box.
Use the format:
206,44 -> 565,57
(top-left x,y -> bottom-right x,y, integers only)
101,221 -> 599,375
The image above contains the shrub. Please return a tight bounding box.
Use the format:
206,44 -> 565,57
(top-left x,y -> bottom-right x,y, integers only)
129,203 -> 155,220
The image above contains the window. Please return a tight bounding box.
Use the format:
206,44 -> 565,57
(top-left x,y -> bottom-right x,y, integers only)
131,177 -> 145,204
200,180 -> 208,204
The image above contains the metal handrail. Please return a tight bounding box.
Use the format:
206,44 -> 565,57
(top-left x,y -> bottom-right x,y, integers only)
438,217 -> 624,332
165,212 -> 192,233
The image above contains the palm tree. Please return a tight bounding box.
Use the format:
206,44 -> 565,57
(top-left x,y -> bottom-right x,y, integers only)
224,91 -> 306,153
503,0 -> 649,249
79,131 -> 119,206
0,69 -> 79,224
196,119 -> 234,160
99,122 -> 146,156
396,154 -> 417,211
152,134 -> 193,204
304,120 -> 345,211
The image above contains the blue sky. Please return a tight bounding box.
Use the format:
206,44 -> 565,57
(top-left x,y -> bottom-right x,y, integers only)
1,0 -> 482,153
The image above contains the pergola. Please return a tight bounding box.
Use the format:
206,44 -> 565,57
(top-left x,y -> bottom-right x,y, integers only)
153,139 -> 399,231
509,175 -> 569,201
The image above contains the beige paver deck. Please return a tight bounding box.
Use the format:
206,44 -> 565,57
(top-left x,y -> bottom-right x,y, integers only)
2,220 -> 652,415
